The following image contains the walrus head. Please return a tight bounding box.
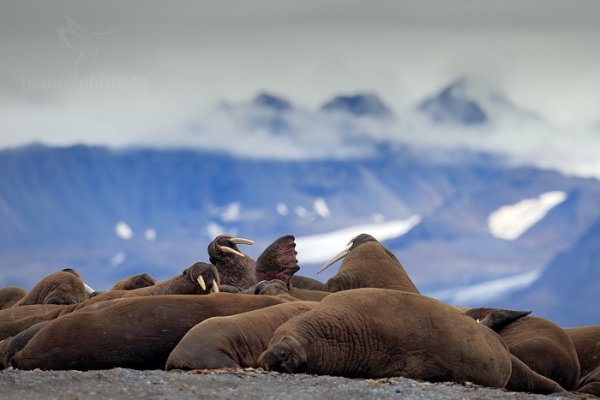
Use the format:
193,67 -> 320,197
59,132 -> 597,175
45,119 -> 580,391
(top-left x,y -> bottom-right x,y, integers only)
259,335 -> 307,373
207,235 -> 256,289
255,235 -> 300,285
254,279 -> 289,295
183,262 -> 221,294
18,270 -> 88,306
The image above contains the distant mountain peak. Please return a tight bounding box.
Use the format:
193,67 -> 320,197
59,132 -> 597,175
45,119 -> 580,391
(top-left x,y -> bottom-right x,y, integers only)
419,79 -> 488,126
320,93 -> 392,117
252,92 -> 293,112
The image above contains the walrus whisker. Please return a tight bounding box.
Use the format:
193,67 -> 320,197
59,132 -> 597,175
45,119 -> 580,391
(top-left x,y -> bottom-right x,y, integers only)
197,276 -> 207,291
317,248 -> 350,274
220,246 -> 246,258
228,237 -> 255,245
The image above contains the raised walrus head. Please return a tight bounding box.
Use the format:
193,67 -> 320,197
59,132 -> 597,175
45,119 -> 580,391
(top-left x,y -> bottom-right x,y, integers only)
208,235 -> 255,289
255,235 -> 300,285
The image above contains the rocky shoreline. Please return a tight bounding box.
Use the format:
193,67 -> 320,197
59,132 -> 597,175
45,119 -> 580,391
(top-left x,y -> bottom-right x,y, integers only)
0,368 -> 584,400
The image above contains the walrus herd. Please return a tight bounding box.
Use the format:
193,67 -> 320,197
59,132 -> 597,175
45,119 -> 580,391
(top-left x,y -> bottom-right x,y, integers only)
0,233 -> 598,397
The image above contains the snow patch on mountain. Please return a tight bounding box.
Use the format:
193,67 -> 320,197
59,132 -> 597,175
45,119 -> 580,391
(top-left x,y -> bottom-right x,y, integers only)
429,269 -> 542,305
145,228 -> 157,241
488,191 -> 567,240
276,202 -> 288,216
296,215 -> 421,265
115,221 -> 133,240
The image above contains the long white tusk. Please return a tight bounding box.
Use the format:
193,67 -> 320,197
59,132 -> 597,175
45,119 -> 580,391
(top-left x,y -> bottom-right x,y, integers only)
228,237 -> 254,245
83,282 -> 95,295
211,282 -> 220,293
197,275 -> 207,291
317,248 -> 350,274
220,246 -> 246,258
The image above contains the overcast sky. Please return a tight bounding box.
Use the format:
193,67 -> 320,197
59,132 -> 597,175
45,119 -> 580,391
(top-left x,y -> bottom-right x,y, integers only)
1,0 -> 600,167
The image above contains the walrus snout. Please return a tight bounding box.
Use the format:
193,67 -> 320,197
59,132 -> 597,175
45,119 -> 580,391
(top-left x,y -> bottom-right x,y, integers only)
259,336 -> 307,373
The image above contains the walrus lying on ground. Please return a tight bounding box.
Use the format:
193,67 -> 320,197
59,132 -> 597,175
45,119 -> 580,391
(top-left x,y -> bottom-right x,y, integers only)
0,287 -> 27,309
317,234 -> 420,293
466,308 -> 580,391
565,325 -> 600,396
259,288 -> 565,395
0,262 -> 219,340
12,269 -> 88,307
8,293 -> 286,370
166,301 -> 317,371
84,262 -> 219,304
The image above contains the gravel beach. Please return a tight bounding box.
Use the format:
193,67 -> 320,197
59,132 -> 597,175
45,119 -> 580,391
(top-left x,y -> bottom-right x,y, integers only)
0,368 -> 588,400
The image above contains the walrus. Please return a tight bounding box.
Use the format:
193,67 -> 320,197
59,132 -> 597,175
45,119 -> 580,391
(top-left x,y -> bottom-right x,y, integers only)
0,286 -> 27,309
0,262 -> 218,340
110,273 -> 157,291
259,288 -> 565,394
208,235 -> 256,291
9,293 -> 286,370
317,234 -> 420,293
565,325 -> 600,396
166,301 -> 317,371
466,308 -> 580,391
85,262 -> 219,304
12,269 -> 88,307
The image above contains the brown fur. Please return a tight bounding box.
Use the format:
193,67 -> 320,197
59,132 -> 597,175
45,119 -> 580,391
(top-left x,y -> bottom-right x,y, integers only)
0,286 -> 27,309
565,325 -> 600,396
86,262 -> 218,304
9,294 -> 286,370
259,289 -> 510,387
254,280 -> 329,302
466,308 -> 579,391
166,301 -> 317,370
110,273 -> 157,291
324,234 -> 420,293
13,270 -> 87,307
208,235 -> 256,290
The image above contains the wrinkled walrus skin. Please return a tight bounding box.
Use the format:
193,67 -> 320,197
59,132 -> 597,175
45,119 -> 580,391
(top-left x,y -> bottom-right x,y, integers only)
166,301 -> 317,370
10,294 -> 286,371
565,325 -> 600,396
259,288 -> 511,388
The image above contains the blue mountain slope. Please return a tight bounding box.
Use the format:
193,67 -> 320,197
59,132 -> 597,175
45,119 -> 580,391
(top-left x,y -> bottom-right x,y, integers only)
1,143 -> 599,314
499,215 -> 600,326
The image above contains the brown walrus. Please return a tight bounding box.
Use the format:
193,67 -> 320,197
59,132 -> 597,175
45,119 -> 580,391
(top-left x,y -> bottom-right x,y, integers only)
317,234 -> 420,293
12,269 -> 88,307
85,262 -> 219,304
9,293 -> 286,370
166,301 -> 317,370
565,325 -> 600,396
466,308 -> 580,391
0,286 -> 27,309
208,235 -> 256,291
0,262 -> 218,340
259,288 -> 564,395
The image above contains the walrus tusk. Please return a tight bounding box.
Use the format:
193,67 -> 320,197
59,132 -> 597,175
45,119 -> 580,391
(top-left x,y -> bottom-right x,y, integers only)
317,248 -> 350,274
197,275 -> 207,291
220,246 -> 246,258
211,282 -> 220,293
228,237 -> 255,245
83,282 -> 95,295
